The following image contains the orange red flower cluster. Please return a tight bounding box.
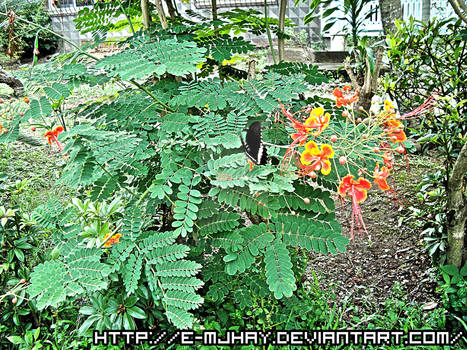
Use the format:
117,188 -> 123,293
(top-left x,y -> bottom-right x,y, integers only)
279,103 -> 332,173
333,86 -> 359,108
277,88 -> 424,240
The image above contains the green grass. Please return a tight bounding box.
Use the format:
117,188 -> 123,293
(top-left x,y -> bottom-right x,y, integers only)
0,143 -> 71,212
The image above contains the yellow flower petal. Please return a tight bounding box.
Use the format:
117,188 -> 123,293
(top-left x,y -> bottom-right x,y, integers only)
311,107 -> 324,117
304,140 -> 318,152
321,160 -> 332,175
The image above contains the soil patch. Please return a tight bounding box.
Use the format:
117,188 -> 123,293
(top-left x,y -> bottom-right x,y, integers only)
307,154 -> 442,322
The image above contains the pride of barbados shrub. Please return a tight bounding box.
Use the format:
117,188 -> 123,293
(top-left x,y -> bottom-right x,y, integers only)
0,19 -> 425,330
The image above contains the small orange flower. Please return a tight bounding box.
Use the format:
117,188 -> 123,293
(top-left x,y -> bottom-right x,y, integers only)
382,151 -> 394,169
303,107 -> 331,136
338,174 -> 371,240
334,88 -> 359,108
300,141 -> 334,175
338,175 -> 372,203
54,126 -> 64,135
281,103 -> 309,146
44,130 -> 55,145
343,85 -> 352,92
373,163 -> 390,191
384,119 -> 406,143
23,97 -> 30,103
44,126 -> 65,151
333,88 -> 344,98
103,233 -> 122,247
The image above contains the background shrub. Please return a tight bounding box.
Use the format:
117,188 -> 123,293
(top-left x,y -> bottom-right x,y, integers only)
0,0 -> 58,60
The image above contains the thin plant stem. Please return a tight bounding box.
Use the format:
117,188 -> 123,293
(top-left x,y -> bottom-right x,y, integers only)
120,0 -> 136,35
264,0 -> 277,65
130,79 -> 174,111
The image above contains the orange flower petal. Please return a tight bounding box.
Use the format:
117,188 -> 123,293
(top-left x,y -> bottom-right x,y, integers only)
333,88 -> 343,98
375,178 -> 390,191
339,175 -> 354,197
355,177 -> 372,190
353,188 -> 368,203
320,144 -> 334,158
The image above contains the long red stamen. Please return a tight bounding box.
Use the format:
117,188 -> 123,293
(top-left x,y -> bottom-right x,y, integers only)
400,93 -> 438,119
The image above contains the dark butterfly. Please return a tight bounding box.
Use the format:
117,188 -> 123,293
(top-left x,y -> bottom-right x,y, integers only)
241,121 -> 267,165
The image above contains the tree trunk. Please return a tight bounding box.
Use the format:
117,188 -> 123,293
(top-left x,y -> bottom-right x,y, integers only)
154,0 -> 168,30
165,0 -> 177,18
379,0 -> 402,35
447,0 -> 467,24
360,46 -> 384,111
141,0 -> 151,30
278,0 -> 287,61
248,60 -> 256,80
0,69 -> 24,97
344,47 -> 384,112
211,0 -> 217,21
446,142 -> 467,267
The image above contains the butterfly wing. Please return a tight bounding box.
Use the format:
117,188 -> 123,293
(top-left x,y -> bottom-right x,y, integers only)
243,121 -> 267,165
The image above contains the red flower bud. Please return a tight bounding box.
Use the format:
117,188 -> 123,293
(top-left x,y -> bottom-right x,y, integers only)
303,197 -> 310,204
20,278 -> 26,284
330,135 -> 337,142
12,296 -> 17,304
339,156 -> 346,165
362,134 -> 367,139
31,127 -> 36,131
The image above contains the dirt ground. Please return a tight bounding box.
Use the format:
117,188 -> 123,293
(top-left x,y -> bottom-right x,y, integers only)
307,154 -> 441,321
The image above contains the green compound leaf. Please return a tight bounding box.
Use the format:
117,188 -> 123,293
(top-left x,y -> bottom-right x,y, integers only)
264,239 -> 297,299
